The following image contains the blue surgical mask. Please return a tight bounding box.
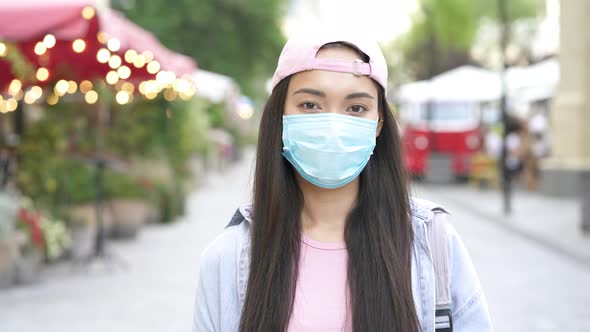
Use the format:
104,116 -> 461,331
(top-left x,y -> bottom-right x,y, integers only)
282,113 -> 378,189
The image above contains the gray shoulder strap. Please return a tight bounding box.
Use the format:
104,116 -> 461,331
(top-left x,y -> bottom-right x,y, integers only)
427,209 -> 453,332
226,209 -> 245,228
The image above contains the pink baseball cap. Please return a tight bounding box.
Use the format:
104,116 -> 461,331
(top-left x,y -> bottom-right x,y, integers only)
270,30 -> 388,92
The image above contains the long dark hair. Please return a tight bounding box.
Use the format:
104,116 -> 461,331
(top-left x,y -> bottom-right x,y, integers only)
240,50 -> 418,332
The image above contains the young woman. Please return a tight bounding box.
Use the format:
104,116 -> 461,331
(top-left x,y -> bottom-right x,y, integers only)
193,31 -> 493,332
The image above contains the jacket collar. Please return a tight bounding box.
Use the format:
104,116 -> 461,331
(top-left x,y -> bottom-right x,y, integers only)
237,197 -> 445,225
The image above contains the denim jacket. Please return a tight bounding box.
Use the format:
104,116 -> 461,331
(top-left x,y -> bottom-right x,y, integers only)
193,198 -> 493,332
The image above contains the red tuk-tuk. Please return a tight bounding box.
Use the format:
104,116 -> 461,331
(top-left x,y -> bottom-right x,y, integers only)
396,66 -> 501,180
400,100 -> 484,180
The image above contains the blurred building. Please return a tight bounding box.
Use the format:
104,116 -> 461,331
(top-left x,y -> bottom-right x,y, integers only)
541,0 -> 588,196
541,0 -> 590,231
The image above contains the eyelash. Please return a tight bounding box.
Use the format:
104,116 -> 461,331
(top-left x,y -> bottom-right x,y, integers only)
300,102 -> 320,111
348,105 -> 368,113
298,102 -> 368,114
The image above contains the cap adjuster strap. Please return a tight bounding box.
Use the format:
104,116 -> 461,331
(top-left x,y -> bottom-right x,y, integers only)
312,58 -> 371,77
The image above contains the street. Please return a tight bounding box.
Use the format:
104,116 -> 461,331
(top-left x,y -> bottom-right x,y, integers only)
0,150 -> 589,332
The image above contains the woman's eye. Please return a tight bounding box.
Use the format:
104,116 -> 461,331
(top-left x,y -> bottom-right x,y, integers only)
301,102 -> 320,110
348,105 -> 367,113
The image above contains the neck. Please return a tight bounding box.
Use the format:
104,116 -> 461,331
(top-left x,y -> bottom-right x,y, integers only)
297,174 -> 359,243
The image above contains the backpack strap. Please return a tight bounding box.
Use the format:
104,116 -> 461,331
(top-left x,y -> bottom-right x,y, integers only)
226,208 -> 245,228
427,208 -> 453,332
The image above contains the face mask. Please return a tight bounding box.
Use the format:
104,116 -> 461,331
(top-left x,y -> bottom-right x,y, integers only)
282,113 -> 378,189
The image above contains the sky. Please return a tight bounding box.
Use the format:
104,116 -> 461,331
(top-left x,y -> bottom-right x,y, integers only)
282,0 -> 420,43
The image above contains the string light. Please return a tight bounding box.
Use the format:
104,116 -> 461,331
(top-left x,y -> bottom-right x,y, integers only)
108,55 -> 122,69
164,89 -> 177,101
5,98 -> 18,112
34,42 -> 47,55
133,54 -> 146,68
117,66 -> 131,80
36,67 -> 50,81
30,86 -> 43,99
54,80 -> 69,96
80,80 -> 93,94
24,91 -> 35,104
174,78 -> 191,93
156,71 -> 175,87
72,39 -> 86,53
106,71 -> 119,85
107,38 -> 121,52
142,51 -> 154,62
0,42 -> 6,57
43,34 -> 56,48
147,60 -> 160,74
8,79 -> 22,96
124,49 -> 137,63
14,90 -> 23,101
67,81 -> 77,94
144,80 -> 158,93
47,93 -> 59,106
121,82 -> 135,93
97,32 -> 108,44
97,48 -> 110,63
82,6 -> 95,20
85,90 -> 98,104
115,91 -> 130,104
138,82 -> 146,95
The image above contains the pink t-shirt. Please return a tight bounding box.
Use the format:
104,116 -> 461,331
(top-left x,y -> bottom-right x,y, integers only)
287,234 -> 351,332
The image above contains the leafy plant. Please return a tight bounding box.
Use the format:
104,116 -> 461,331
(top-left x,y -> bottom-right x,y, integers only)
104,171 -> 153,201
40,214 -> 71,262
16,101 -> 95,210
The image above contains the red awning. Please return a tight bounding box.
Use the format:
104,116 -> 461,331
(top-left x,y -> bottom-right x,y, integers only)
0,0 -> 92,41
0,1 -> 196,92
99,10 -> 195,79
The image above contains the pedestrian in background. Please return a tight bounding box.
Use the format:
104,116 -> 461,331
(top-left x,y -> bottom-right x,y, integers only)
193,30 -> 493,332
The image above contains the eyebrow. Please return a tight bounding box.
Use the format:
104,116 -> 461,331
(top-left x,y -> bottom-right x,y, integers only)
345,92 -> 375,100
293,88 -> 325,97
293,88 -> 375,100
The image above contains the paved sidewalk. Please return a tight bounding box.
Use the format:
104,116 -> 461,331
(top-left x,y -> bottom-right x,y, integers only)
413,183 -> 590,267
415,185 -> 590,332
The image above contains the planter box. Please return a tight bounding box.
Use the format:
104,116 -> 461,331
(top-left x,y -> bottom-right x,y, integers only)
109,199 -> 150,238
0,237 -> 17,288
0,192 -> 18,237
14,247 -> 42,285
69,223 -> 97,260
67,203 -> 113,237
145,204 -> 161,224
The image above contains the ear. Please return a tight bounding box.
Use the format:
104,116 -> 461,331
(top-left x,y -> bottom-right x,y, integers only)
376,120 -> 384,137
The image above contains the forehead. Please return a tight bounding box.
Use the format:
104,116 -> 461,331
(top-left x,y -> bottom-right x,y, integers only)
287,47 -> 378,97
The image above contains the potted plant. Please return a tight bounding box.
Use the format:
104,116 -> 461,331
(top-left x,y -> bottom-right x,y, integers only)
105,172 -> 153,238
14,204 -> 45,284
59,161 -> 109,259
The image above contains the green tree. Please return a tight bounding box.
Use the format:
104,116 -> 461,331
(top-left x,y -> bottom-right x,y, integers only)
113,0 -> 286,98
396,0 -> 543,81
